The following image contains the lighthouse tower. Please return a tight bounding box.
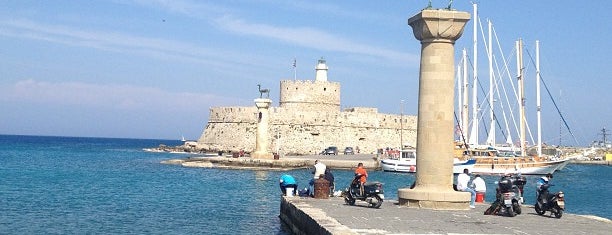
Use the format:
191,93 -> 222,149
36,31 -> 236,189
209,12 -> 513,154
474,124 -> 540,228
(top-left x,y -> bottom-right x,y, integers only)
315,58 -> 328,81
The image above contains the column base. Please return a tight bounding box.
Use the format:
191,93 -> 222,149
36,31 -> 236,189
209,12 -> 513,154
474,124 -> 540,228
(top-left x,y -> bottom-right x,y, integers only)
398,187 -> 471,210
252,151 -> 274,159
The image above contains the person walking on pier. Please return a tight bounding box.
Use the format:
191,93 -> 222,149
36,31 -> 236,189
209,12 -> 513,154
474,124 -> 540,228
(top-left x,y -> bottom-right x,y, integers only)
354,162 -> 368,196
457,168 -> 476,208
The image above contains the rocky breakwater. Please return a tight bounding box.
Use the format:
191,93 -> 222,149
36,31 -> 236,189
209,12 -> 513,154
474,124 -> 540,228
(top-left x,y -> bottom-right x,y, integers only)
161,154 -> 380,170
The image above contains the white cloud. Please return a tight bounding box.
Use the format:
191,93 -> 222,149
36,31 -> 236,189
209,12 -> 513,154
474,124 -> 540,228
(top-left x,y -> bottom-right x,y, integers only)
0,79 -> 234,111
212,16 -> 418,64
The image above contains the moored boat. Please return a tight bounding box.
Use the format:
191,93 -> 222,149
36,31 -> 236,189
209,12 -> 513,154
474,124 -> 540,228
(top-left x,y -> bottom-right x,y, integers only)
381,148 -> 475,174
454,143 -> 569,175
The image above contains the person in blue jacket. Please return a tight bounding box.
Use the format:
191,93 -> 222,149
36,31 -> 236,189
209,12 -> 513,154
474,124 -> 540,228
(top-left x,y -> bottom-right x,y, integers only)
279,174 -> 298,196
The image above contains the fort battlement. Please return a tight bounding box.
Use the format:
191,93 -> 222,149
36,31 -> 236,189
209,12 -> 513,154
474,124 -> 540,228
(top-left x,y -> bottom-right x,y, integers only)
196,59 -> 418,155
279,80 -> 340,112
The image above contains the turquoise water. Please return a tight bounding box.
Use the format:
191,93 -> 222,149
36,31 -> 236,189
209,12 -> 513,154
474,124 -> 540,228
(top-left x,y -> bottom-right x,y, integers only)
0,135 -> 609,234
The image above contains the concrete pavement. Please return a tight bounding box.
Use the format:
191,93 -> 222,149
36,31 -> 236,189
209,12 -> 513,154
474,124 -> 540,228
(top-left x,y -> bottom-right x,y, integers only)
281,196 -> 611,235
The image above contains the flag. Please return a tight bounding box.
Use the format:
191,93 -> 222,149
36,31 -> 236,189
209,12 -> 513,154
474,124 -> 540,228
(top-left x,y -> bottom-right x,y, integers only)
292,58 -> 296,68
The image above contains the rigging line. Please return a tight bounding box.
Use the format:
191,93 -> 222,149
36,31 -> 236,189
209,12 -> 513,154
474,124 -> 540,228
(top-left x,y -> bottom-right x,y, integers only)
466,52 -> 498,141
454,111 -> 471,151
524,49 -> 580,146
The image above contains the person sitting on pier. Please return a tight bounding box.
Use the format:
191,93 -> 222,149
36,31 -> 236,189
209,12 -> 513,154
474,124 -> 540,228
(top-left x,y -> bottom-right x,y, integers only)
323,168 -> 335,196
309,160 -> 326,196
279,174 -> 297,196
457,168 -> 476,208
471,174 -> 487,197
354,162 -> 368,196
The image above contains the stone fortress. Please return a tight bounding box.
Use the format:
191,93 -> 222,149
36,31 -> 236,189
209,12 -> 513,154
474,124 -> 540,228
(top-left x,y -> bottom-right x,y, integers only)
196,58 -> 418,155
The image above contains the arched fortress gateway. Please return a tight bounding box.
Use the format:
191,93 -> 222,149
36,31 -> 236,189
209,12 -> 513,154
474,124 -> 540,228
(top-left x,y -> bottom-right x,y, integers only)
196,58 -> 418,155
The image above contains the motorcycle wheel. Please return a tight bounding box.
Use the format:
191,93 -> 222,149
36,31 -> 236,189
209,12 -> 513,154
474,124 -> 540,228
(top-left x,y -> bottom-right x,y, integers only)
534,203 -> 545,215
513,201 -> 522,215
344,194 -> 356,206
555,209 -> 563,219
370,195 -> 383,209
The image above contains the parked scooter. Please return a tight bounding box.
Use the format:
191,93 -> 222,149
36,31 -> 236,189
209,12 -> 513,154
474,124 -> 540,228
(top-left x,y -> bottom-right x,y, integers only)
344,175 -> 384,208
495,174 -> 525,217
535,184 -> 565,218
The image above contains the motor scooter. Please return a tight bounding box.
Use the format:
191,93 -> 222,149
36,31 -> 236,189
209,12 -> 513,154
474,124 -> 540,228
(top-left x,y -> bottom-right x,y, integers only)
535,184 -> 565,218
344,175 -> 384,208
496,175 -> 523,217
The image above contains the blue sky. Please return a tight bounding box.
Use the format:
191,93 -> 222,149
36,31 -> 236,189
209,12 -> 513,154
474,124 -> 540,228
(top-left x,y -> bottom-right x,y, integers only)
0,1 -> 610,146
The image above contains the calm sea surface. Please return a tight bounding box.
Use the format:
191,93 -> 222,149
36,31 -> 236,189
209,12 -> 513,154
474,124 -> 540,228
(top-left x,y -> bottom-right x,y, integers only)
0,135 -> 609,234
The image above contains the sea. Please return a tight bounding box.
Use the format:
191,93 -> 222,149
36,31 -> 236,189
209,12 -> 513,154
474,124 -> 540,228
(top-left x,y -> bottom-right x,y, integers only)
1,135 -> 610,234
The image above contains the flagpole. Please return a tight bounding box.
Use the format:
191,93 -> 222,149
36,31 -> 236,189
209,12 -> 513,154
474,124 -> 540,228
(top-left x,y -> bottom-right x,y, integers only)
293,58 -> 297,80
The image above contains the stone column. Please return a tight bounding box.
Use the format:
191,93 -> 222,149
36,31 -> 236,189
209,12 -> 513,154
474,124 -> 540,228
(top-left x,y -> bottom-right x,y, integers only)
252,98 -> 273,159
397,9 -> 471,210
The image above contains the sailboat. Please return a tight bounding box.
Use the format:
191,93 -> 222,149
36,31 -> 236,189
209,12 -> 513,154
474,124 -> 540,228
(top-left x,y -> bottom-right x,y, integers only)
453,4 -> 569,175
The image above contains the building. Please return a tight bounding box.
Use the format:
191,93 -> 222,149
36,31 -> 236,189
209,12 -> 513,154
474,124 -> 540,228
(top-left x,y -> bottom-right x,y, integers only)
196,58 -> 418,155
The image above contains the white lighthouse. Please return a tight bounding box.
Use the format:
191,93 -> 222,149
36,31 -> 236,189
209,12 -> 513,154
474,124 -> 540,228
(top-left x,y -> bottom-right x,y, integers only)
314,57 -> 328,82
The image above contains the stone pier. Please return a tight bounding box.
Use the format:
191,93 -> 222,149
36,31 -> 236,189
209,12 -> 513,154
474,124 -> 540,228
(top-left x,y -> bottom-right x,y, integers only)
398,9 -> 471,209
252,98 -> 273,159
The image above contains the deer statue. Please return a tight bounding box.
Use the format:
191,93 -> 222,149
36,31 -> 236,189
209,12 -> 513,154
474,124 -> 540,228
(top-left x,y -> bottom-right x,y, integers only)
257,84 -> 270,98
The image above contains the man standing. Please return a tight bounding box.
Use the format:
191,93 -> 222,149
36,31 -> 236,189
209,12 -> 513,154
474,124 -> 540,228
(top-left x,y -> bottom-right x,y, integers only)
457,168 -> 476,208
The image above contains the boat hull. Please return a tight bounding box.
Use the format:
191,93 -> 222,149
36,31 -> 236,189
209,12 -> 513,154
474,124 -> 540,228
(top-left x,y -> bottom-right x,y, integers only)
381,158 -> 475,174
470,158 -> 569,175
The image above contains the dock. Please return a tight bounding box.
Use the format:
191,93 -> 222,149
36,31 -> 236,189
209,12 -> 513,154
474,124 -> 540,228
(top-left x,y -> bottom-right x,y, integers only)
280,196 -> 611,235
161,153 -> 611,234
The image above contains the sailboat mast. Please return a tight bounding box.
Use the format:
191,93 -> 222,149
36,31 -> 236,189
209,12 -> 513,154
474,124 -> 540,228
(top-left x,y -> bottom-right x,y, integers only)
469,3 -> 479,146
517,39 -> 526,156
487,19 -> 495,146
462,49 -> 469,138
457,62 -> 462,137
536,40 -> 542,156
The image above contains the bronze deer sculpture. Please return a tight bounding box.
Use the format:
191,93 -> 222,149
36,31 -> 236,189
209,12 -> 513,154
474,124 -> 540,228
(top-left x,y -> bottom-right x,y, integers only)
257,84 -> 270,98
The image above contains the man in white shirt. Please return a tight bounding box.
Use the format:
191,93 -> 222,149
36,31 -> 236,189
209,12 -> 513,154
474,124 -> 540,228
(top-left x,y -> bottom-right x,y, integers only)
471,174 -> 487,193
309,160 -> 326,196
457,168 -> 476,208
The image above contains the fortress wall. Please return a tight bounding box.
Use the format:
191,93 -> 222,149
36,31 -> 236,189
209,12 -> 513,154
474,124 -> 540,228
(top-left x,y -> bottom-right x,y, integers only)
279,80 -> 340,112
208,106 -> 258,123
197,104 -> 418,155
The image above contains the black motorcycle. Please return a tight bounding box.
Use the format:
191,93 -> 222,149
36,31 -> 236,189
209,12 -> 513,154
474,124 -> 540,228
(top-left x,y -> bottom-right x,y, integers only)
535,184 -> 565,218
344,175 -> 384,208
495,174 -> 525,217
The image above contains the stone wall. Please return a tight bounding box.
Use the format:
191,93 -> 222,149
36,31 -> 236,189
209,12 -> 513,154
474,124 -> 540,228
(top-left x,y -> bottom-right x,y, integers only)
197,104 -> 417,155
279,80 -> 340,112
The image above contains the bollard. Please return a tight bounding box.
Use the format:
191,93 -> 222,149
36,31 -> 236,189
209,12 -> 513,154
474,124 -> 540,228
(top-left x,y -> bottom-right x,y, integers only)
313,178 -> 330,199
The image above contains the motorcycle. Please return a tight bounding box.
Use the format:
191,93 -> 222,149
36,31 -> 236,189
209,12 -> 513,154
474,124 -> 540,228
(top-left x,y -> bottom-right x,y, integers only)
535,184 -> 565,218
495,174 -> 524,217
344,175 -> 384,208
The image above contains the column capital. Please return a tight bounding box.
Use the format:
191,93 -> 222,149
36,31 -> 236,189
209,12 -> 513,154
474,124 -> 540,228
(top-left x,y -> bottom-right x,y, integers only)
254,98 -> 272,108
408,9 -> 470,43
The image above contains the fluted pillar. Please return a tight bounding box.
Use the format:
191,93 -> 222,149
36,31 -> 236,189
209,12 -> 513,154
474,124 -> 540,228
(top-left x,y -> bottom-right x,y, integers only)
252,98 -> 273,159
398,9 -> 471,210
